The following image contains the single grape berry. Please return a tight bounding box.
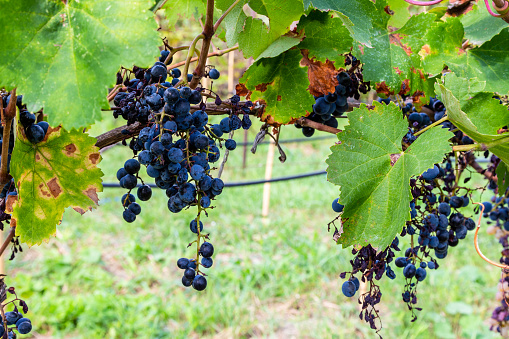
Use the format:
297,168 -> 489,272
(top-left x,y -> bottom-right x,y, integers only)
17,320 -> 32,334
182,276 -> 193,287
351,277 -> 360,291
422,165 -> 439,180
5,311 -> 22,325
302,127 -> 315,137
341,281 -> 356,297
395,257 -> 409,268
415,267 -> 427,281
121,193 -> 135,207
225,139 -> 236,150
209,69 -> 220,80
177,258 -> 190,269
200,242 -> 214,257
184,268 -> 196,280
201,257 -> 213,268
190,219 -> 204,234
124,159 -> 141,174
128,202 -> 141,215
123,209 -> 136,223
27,124 -> 45,143
438,202 -> 451,216
332,198 -> 344,213
192,275 -> 207,291
403,264 -> 416,278
137,185 -> 152,201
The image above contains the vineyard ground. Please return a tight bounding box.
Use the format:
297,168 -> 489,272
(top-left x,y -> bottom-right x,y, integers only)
3,117 -> 503,339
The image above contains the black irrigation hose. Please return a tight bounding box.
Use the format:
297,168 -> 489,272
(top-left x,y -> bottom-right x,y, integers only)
102,170 -> 327,189
104,135 -> 336,151
235,135 -> 336,147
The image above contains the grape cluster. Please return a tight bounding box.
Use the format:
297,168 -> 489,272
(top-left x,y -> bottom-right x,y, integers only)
295,54 -> 370,137
333,99 -> 491,333
1,311 -> 32,337
18,110 -> 48,144
0,283 -> 32,338
295,72 -> 352,137
111,57 -> 252,291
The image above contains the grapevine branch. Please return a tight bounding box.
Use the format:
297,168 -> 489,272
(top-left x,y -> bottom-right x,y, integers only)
0,89 -> 17,187
167,46 -> 239,71
0,227 -> 16,258
96,101 -> 358,149
296,117 -> 342,134
189,0 -> 216,89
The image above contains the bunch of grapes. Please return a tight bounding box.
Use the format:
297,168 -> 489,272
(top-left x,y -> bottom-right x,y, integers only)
0,283 -> 33,338
295,54 -> 370,137
111,53 -> 252,291
331,96 -> 493,333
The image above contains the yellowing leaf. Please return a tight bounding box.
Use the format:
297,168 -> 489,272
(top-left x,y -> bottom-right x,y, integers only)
11,126 -> 103,246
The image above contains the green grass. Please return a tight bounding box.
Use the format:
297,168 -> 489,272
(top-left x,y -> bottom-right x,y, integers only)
5,117 -> 504,339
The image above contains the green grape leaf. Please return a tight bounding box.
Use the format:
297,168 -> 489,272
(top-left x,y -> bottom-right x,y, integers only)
438,83 -> 509,165
446,28 -> 509,94
424,23 -> 509,94
461,92 -> 509,135
238,18 -> 303,61
497,162 -> 509,197
309,0 -> 379,47
461,3 -> 508,46
296,10 -> 353,65
0,0 -> 160,129
326,102 -> 452,249
216,0 -> 304,59
354,11 -> 436,96
216,0 -> 248,46
421,17 -> 465,75
239,49 -> 314,125
11,126 -> 103,246
441,73 -> 508,135
441,73 -> 486,107
163,0 -> 207,28
249,0 -> 304,36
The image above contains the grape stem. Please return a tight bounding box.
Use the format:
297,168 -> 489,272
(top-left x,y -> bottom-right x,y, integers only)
218,129 -> 234,178
167,46 -> 239,71
189,0 -> 217,89
0,226 -> 16,258
0,88 -> 17,186
413,115 -> 448,137
164,45 -> 191,65
176,34 -> 205,88
473,202 -> 509,269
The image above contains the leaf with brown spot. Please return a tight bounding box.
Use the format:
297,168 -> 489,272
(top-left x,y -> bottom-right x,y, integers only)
235,83 -> 250,97
5,195 -> 17,214
11,125 -> 103,246
239,49 -> 315,125
300,50 -> 338,97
